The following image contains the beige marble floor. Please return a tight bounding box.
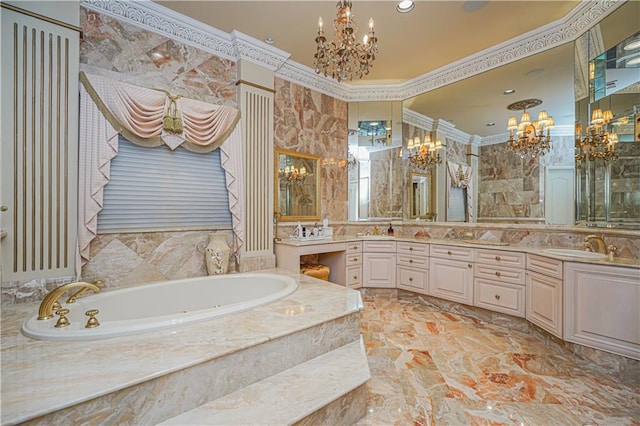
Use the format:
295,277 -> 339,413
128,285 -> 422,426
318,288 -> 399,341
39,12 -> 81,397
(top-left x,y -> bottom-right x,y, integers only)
357,296 -> 640,426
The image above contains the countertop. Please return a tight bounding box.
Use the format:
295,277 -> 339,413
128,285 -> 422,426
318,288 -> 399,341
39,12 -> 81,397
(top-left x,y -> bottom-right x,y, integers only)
276,236 -> 640,269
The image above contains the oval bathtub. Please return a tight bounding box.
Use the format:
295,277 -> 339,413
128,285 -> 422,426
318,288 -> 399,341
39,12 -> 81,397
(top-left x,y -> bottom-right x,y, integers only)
21,273 -> 298,341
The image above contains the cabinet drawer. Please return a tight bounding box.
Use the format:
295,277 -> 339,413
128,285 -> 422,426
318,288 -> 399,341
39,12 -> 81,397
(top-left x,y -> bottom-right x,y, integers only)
397,242 -> 429,256
397,253 -> 429,269
430,244 -> 473,261
363,240 -> 397,252
474,249 -> 525,268
346,253 -> 362,266
527,253 -> 563,279
474,279 -> 525,317
346,265 -> 362,289
346,241 -> 363,252
474,264 -> 525,285
397,266 -> 428,293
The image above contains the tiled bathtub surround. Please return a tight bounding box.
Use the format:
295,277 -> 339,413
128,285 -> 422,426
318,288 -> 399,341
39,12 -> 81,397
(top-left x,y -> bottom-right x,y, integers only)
0,270 -> 365,425
357,294 -> 640,425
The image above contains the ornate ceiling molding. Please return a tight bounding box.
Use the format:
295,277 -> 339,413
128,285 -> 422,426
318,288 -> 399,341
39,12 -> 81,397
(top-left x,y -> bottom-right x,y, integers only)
230,31 -> 290,72
81,0 -> 625,103
402,108 -> 434,131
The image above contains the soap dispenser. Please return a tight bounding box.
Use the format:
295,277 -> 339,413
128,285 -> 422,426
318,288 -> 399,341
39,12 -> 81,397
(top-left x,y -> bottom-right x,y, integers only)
387,223 -> 394,236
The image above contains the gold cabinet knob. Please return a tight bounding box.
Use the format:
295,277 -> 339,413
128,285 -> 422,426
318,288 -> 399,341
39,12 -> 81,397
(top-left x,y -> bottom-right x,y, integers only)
353,276 -> 358,280
494,294 -> 501,300
409,247 -> 414,251
495,271 -> 501,277
55,308 -> 70,328
409,259 -> 413,263
409,277 -> 413,282
495,256 -> 501,261
352,257 -> 359,262
85,309 -> 100,328
468,263 -> 472,268
447,251 -> 452,255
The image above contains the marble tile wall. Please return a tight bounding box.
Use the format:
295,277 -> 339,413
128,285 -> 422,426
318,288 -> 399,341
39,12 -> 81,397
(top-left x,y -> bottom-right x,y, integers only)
479,135 -> 574,221
274,78 -> 349,222
369,148 -> 404,218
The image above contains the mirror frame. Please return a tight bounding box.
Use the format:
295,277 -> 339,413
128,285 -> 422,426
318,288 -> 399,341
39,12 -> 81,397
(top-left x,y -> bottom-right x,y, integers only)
274,149 -> 321,222
409,171 -> 435,220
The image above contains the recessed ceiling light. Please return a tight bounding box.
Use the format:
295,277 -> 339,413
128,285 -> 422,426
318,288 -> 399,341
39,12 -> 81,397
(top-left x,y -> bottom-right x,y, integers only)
503,89 -> 516,95
396,1 -> 415,13
525,69 -> 545,78
623,38 -> 640,51
265,37 -> 274,45
486,122 -> 495,127
628,56 -> 640,66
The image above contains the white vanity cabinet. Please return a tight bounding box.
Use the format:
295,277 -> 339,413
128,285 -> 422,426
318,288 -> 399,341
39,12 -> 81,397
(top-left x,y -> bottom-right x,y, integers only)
474,249 -> 526,317
363,240 -> 397,288
564,262 -> 640,360
526,254 -> 563,338
346,242 -> 363,289
428,245 -> 474,305
396,241 -> 429,294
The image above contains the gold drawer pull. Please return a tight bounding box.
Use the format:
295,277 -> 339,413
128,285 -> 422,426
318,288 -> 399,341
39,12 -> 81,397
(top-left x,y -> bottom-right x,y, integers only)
353,276 -> 358,280
352,257 -> 359,262
352,246 -> 358,249
495,256 -> 501,261
447,251 -> 452,255
468,263 -> 472,268
409,259 -> 413,263
495,271 -> 501,277
409,277 -> 413,282
409,247 -> 414,251
494,294 -> 501,300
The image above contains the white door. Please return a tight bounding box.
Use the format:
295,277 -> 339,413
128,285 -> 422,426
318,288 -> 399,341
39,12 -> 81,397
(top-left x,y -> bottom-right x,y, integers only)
545,167 -> 574,225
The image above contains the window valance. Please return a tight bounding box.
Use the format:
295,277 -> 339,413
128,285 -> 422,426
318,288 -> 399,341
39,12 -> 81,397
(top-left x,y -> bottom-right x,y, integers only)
77,72 -> 244,274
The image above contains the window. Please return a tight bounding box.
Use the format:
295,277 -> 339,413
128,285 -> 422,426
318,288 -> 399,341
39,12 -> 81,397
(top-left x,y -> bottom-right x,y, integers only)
97,136 -> 231,233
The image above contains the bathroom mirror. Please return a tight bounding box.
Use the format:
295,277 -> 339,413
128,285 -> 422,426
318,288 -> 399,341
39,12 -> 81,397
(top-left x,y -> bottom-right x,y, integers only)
274,149 -> 320,222
409,172 -> 434,220
347,101 -> 403,221
574,1 -> 640,228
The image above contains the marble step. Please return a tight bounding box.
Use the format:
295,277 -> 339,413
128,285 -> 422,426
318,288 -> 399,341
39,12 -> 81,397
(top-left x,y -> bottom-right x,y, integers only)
158,337 -> 370,425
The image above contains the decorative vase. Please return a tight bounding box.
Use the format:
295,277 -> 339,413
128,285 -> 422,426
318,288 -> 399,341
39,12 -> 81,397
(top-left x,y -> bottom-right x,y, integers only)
205,234 -> 230,275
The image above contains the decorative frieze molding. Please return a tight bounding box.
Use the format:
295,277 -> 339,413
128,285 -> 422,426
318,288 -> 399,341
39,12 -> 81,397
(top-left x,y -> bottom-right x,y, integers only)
230,31 -> 290,71
402,108 -> 434,131
81,0 -> 625,102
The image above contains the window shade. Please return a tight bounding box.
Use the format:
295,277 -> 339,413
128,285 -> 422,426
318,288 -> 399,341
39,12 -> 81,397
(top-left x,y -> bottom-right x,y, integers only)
97,137 -> 231,233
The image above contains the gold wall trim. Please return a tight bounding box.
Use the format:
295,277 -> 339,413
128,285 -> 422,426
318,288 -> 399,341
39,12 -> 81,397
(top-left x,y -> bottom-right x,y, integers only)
1,3 -> 83,37
235,79 -> 275,94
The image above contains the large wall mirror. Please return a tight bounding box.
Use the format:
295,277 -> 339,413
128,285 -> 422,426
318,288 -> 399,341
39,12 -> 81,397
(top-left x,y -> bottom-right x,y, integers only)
347,101 -> 403,221
274,149 -> 320,222
409,172 -> 435,220
575,1 -> 640,229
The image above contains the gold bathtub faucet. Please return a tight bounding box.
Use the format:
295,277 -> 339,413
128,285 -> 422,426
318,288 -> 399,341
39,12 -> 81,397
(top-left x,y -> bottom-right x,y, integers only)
38,281 -> 102,320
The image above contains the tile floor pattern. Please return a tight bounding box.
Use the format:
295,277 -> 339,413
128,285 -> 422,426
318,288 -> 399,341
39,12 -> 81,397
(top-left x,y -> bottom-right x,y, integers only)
356,296 -> 640,426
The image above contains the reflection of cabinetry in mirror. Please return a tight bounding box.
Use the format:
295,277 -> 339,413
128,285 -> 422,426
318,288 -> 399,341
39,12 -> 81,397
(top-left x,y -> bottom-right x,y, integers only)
574,1 -> 640,228
274,149 -> 320,221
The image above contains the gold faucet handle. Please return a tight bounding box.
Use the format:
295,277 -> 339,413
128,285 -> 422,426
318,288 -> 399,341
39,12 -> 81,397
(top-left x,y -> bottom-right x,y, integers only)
85,309 -> 100,328
55,308 -> 71,328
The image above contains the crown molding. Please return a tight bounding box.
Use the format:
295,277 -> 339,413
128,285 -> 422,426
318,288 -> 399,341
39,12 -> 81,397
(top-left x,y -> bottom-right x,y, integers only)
480,133 -> 510,146
81,0 -> 625,102
402,109 -> 434,131
231,31 -> 290,71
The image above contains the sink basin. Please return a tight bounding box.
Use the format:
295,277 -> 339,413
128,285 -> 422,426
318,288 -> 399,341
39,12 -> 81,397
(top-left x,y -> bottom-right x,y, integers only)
542,248 -> 607,259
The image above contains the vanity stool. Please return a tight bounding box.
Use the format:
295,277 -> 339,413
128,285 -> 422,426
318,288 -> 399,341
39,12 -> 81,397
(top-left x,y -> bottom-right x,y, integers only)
300,263 -> 330,281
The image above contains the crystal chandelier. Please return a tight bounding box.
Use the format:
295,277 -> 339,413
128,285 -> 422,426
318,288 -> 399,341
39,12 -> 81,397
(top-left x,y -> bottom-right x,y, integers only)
407,135 -> 442,172
575,108 -> 618,168
279,165 -> 307,186
506,99 -> 554,159
314,0 -> 378,83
